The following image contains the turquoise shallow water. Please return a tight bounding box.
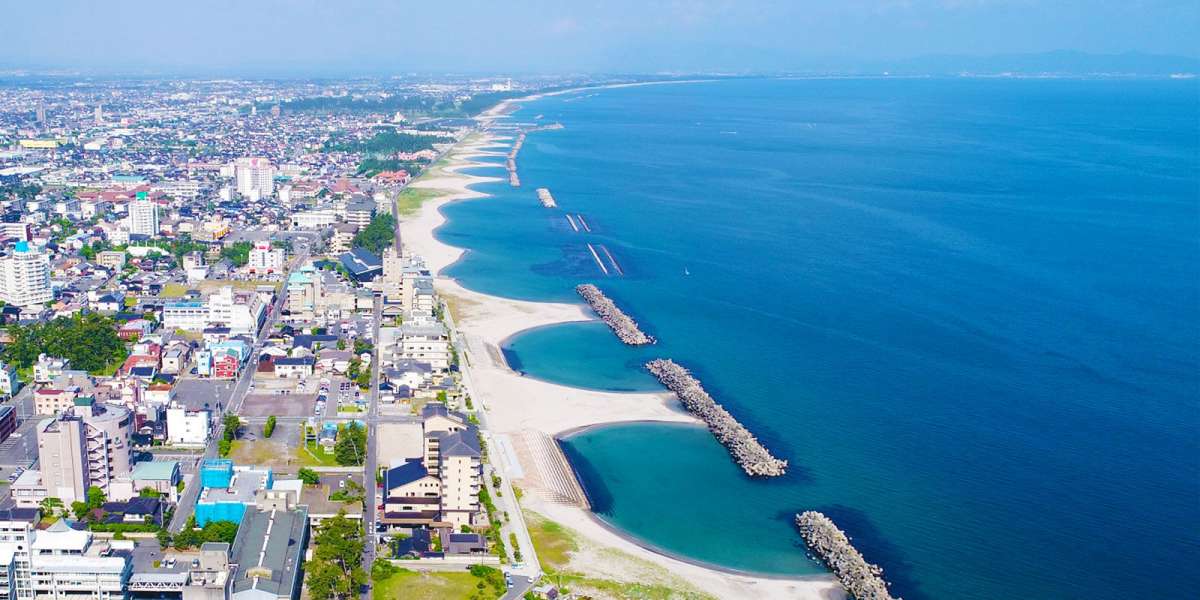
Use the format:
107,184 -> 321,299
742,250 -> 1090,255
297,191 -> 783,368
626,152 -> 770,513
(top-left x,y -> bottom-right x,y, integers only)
438,79 -> 1200,599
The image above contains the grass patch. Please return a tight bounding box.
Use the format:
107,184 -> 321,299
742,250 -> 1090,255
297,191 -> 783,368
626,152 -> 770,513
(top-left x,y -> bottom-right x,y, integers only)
394,187 -> 442,216
371,568 -> 484,600
525,511 -> 578,572
296,440 -> 340,467
159,283 -> 189,298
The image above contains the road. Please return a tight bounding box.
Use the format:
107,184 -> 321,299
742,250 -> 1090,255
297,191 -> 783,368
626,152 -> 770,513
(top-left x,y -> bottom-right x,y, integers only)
360,292 -> 383,599
168,250 -> 306,533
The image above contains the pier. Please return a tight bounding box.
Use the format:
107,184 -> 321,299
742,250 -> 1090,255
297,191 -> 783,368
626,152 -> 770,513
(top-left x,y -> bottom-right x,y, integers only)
565,214 -> 579,232
536,187 -> 558,208
576,284 -> 654,345
645,359 -> 787,477
795,512 -> 898,600
576,214 -> 592,232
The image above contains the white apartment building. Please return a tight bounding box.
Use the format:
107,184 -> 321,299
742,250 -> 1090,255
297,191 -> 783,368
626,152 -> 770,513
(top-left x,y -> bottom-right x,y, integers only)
247,241 -> 284,274
396,319 -> 451,371
162,301 -> 209,332
29,521 -> 129,600
290,209 -> 338,229
0,513 -> 33,600
207,286 -> 266,337
234,157 -> 274,198
166,405 -> 211,447
0,242 -> 52,308
126,194 -> 159,237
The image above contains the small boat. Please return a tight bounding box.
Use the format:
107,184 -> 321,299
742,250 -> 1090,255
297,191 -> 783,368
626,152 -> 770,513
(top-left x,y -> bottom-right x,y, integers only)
684,267 -> 691,276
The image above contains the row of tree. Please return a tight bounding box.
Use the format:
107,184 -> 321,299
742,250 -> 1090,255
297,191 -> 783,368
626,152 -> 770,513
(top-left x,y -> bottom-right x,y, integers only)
305,512 -> 367,600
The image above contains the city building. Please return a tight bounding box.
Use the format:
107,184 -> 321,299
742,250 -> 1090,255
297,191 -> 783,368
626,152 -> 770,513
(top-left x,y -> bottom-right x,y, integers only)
34,399 -> 133,502
0,241 -> 52,307
127,192 -> 159,237
195,460 -> 273,526
246,241 -> 284,275
233,158 -> 274,199
0,362 -> 20,398
344,197 -> 375,229
29,520 -> 130,600
228,507 -> 308,600
166,405 -> 211,447
421,404 -> 482,528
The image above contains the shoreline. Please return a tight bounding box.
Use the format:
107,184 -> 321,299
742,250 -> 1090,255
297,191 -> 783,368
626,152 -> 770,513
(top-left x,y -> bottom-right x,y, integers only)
400,131 -> 843,599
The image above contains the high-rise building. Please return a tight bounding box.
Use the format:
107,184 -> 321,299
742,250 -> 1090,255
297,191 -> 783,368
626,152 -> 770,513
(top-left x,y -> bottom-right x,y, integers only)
234,157 -> 274,198
126,192 -> 159,237
35,399 -> 132,503
0,242 -> 52,307
34,100 -> 45,124
94,104 -> 103,125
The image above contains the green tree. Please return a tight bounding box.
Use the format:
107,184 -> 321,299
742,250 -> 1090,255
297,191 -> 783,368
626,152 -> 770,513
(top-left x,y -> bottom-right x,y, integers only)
86,486 -> 106,510
156,529 -> 172,548
40,497 -> 64,518
1,313 -> 127,374
71,501 -> 89,520
298,468 -> 321,485
222,415 -> 240,442
220,241 -> 253,267
305,511 -> 367,600
334,423 -> 366,466
263,416 -> 276,438
350,213 -> 395,254
201,520 -> 239,544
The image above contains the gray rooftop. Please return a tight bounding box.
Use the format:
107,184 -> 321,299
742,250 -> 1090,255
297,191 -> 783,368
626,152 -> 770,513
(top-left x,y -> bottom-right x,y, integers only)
229,507 -> 308,599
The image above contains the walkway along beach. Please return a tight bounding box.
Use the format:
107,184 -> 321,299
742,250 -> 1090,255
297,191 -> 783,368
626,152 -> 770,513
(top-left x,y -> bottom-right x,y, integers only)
398,128 -> 844,600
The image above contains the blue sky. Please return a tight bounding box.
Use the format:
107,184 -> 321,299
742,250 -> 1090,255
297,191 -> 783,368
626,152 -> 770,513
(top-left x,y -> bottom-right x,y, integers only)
0,1 -> 1196,73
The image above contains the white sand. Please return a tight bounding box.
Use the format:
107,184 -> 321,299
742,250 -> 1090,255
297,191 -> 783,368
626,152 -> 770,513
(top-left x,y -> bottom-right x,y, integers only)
399,135 -> 844,600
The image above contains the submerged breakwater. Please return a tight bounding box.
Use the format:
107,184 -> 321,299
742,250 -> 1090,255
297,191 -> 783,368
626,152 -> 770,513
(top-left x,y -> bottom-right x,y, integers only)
576,284 -> 653,344
795,511 -> 898,600
645,358 -> 787,477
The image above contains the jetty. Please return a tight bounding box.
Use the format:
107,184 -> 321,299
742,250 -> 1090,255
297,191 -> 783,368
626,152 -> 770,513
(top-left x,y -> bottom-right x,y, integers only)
645,359 -> 787,477
576,214 -> 592,232
509,172 -> 520,187
536,188 -> 557,208
795,512 -> 898,600
576,284 -> 654,345
565,214 -> 579,232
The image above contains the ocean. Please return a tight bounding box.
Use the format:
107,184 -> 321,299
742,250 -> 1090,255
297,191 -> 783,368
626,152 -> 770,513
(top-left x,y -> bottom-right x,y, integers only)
437,78 -> 1200,599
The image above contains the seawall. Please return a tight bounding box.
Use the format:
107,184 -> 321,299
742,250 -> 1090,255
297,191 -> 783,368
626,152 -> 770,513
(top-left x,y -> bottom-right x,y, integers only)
795,511 -> 898,600
645,358 -> 787,477
576,284 -> 653,345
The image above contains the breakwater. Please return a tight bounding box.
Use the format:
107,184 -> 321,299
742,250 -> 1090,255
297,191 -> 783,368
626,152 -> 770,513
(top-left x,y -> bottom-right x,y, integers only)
537,188 -> 558,208
645,359 -> 787,477
576,284 -> 654,345
795,512 -> 898,600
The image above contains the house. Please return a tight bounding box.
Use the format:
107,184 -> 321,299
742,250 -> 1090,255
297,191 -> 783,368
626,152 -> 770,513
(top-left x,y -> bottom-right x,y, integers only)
128,461 -> 182,503
380,458 -> 443,528
0,361 -> 21,397
101,496 -> 164,525
33,354 -> 69,384
273,356 -> 314,379
391,528 -> 432,558
444,532 -> 488,555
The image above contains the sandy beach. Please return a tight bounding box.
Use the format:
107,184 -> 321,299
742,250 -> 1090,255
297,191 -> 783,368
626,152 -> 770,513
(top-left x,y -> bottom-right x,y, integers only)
400,134 -> 844,600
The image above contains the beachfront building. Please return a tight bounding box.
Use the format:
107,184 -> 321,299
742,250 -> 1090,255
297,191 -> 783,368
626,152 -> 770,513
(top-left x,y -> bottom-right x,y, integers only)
422,404 -> 481,528
395,318 -> 451,372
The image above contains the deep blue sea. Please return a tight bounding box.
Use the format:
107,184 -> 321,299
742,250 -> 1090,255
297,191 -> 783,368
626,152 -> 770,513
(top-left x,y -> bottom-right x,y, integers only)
437,78 -> 1200,600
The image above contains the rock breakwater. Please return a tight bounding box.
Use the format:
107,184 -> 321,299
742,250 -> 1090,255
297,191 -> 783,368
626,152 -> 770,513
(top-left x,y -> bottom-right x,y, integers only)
576,284 -> 653,345
645,358 -> 787,477
795,511 -> 898,600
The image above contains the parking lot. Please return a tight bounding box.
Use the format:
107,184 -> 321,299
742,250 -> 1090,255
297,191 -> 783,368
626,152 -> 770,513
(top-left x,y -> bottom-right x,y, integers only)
172,378 -> 237,412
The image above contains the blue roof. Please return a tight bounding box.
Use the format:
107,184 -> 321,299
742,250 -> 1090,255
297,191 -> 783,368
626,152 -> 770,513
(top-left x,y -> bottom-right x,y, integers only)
14,241 -> 30,253
339,248 -> 382,278
386,458 -> 431,489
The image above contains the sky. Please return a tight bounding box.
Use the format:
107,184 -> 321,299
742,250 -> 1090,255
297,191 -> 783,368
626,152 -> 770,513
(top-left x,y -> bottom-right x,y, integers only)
0,0 -> 1196,74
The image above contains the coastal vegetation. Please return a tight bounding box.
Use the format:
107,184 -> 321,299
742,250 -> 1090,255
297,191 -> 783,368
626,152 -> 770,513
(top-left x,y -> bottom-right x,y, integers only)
325,130 -> 438,155
351,213 -> 395,254
2,313 -> 127,374
394,187 -> 440,216
355,157 -> 423,178
523,511 -> 715,600
371,565 -> 502,600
